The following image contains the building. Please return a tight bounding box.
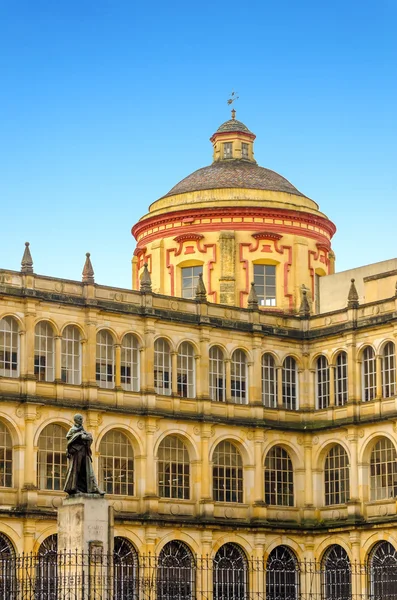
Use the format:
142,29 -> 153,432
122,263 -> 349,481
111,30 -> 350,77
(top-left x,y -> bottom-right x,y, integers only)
1,111 -> 397,597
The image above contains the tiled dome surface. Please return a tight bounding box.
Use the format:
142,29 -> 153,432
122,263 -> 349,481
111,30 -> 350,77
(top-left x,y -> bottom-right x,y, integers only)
216,118 -> 252,134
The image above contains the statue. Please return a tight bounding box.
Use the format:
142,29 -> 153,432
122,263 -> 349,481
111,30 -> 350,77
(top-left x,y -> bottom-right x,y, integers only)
64,414 -> 103,495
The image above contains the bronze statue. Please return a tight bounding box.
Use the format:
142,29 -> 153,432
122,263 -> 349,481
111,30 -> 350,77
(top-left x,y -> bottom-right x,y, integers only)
64,414 -> 103,495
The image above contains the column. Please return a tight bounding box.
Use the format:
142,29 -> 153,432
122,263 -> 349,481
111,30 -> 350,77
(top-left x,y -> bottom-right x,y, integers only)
347,432 -> 359,501
329,364 -> 335,406
21,405 -> 38,507
253,431 -> 264,503
376,354 -> 382,399
304,440 -> 313,507
54,335 -> 62,381
114,344 -> 121,388
144,420 -> 158,498
249,343 -> 261,404
171,351 -> 178,395
200,425 -> 212,501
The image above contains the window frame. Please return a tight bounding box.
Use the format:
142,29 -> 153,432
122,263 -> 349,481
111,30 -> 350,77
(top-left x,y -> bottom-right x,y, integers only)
324,445 -> 350,506
209,346 -> 226,402
99,430 -> 134,496
157,435 -> 190,500
181,265 -> 203,299
316,355 -> 330,409
262,353 -> 277,408
231,349 -> 248,404
61,325 -> 81,385
212,440 -> 243,503
253,264 -> 277,307
34,321 -> 55,382
154,338 -> 172,396
96,330 -> 115,389
264,445 -> 294,507
0,316 -> 19,378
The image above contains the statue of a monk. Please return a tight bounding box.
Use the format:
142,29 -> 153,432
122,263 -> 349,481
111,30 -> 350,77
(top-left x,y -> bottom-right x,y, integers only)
64,414 -> 103,495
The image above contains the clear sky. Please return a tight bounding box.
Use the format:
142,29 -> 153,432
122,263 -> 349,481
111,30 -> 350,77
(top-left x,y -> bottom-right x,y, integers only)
1,0 -> 396,289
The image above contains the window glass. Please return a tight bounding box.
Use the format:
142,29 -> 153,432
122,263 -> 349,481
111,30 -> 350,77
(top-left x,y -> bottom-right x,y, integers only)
241,143 -> 248,158
181,266 -> 203,299
209,346 -> 225,402
213,441 -> 243,503
223,142 -> 232,159
100,430 -> 134,496
0,317 -> 19,378
61,326 -> 81,385
325,445 -> 350,505
264,446 -> 294,506
253,265 -> 276,307
34,321 -> 55,382
154,338 -> 172,395
158,436 -> 190,499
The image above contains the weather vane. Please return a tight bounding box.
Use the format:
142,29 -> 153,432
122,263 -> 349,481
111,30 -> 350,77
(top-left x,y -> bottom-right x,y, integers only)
227,90 -> 239,106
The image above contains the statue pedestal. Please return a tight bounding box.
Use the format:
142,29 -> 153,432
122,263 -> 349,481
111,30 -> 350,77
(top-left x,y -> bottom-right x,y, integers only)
57,493 -> 113,599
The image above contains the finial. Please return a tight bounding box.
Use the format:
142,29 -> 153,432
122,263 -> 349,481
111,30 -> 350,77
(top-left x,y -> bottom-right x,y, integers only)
231,108 -> 236,120
21,241 -> 33,274
247,282 -> 259,310
299,286 -> 311,318
140,262 -> 152,293
195,272 -> 207,302
82,252 -> 95,284
347,278 -> 359,309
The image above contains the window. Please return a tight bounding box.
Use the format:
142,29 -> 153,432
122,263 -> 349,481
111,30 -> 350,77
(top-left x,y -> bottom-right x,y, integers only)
369,542 -> 397,600
262,353 -> 277,407
0,533 -> 15,597
335,352 -> 348,406
241,143 -> 248,159
264,446 -> 294,506
37,424 -> 67,490
96,330 -> 115,389
154,338 -> 172,395
181,266 -> 203,299
223,142 -> 232,159
157,541 -> 195,600
282,356 -> 298,410
61,325 -> 81,385
321,545 -> 351,600
0,422 -> 12,487
0,316 -> 19,378
34,321 -> 55,382
121,333 -> 140,391
209,346 -> 225,401
213,543 -> 248,600
99,430 -> 134,496
157,435 -> 190,499
316,355 -> 330,409
266,546 -> 298,600
113,537 -> 139,600
231,349 -> 248,404
325,445 -> 350,506
36,535 -> 58,600
253,264 -> 276,307
382,342 -> 396,398
362,346 -> 376,401
177,342 -> 195,398
213,441 -> 243,503
370,438 -> 397,501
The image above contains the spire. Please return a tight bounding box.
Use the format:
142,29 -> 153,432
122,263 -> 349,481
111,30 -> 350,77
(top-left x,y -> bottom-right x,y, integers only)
21,242 -> 33,274
247,282 -> 259,310
299,286 -> 311,317
82,252 -> 95,284
140,263 -> 152,293
347,278 -> 359,309
195,273 -> 207,302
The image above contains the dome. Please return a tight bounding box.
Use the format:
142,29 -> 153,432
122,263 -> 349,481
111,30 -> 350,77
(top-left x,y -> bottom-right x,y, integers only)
162,159 -> 304,198
216,118 -> 253,134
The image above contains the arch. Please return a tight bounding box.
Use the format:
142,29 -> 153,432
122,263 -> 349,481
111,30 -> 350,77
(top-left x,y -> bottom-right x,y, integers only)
368,541 -> 397,600
113,536 -> 139,600
209,345 -> 226,402
324,444 -> 350,506
177,341 -> 195,398
213,542 -> 248,600
157,435 -> 190,500
59,321 -> 86,338
99,430 -> 134,496
266,545 -> 299,600
0,420 -> 13,488
34,320 -> 55,382
61,324 -> 82,385
96,424 -> 143,457
231,348 -> 248,404
316,355 -> 330,409
262,352 -> 277,408
370,438 -> 397,501
264,445 -> 294,506
37,424 -> 68,491
321,544 -> 351,600
96,329 -> 115,389
0,316 -> 19,378
157,540 -> 195,600
381,341 -> 396,398
282,356 -> 298,410
154,337 -> 172,396
0,532 -> 15,557
212,440 -> 243,503
121,332 -> 140,392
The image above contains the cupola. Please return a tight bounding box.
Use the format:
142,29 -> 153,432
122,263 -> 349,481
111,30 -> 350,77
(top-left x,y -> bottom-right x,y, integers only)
210,109 -> 256,163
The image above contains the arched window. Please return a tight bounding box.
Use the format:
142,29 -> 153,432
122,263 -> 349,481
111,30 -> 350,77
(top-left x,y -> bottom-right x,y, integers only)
382,342 -> 396,399
36,535 -> 57,600
335,352 -> 348,406
363,346 -> 376,401
231,349 -> 248,404
157,541 -> 195,600
96,330 -> 115,389
0,421 -> 12,488
157,436 -> 190,499
370,438 -> 397,501
37,424 -> 67,490
213,543 -> 248,600
177,342 -> 195,398
213,441 -> 243,503
34,321 -> 55,382
209,346 -> 225,402
121,333 -> 140,392
266,546 -> 298,600
0,316 -> 19,378
61,325 -> 81,385
369,541 -> 397,600
316,355 -> 330,409
321,545 -> 351,600
282,356 -> 298,410
262,353 -> 277,407
264,446 -> 294,506
154,338 -> 172,396
113,537 -> 139,600
0,533 -> 15,597
99,430 -> 134,496
324,445 -> 350,506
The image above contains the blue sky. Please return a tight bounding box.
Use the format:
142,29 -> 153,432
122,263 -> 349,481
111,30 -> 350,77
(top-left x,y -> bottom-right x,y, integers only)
0,0 -> 396,288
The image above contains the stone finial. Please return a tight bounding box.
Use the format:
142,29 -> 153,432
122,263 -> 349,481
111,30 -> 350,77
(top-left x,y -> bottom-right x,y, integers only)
21,242 -> 33,274
247,282 -> 259,310
140,263 -> 152,293
195,273 -> 207,302
299,286 -> 311,317
82,252 -> 95,284
347,278 -> 359,309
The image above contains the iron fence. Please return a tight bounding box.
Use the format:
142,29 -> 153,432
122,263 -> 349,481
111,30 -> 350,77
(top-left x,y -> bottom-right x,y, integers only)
0,551 -> 397,600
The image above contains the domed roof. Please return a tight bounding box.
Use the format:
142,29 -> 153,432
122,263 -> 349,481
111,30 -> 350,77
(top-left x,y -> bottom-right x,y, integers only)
216,118 -> 253,134
162,160 -> 304,198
